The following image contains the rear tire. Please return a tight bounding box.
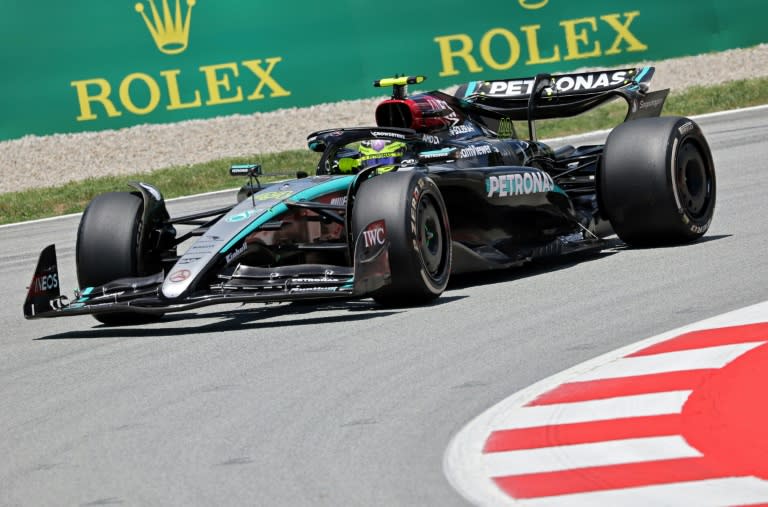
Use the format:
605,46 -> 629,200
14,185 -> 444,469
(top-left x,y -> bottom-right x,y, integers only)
76,192 -> 163,325
599,116 -> 716,246
352,171 -> 451,306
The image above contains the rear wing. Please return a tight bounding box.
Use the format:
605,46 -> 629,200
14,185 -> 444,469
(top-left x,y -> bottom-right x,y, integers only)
456,67 -> 668,139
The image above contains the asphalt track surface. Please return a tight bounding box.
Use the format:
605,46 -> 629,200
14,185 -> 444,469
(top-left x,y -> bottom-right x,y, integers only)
1,107 -> 767,506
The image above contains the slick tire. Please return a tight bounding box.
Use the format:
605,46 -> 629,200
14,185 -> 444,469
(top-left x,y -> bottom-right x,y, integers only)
352,171 -> 451,306
76,192 -> 163,325
599,116 -> 716,246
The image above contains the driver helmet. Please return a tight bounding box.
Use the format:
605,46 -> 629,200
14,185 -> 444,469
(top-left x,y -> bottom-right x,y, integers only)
359,139 -> 406,173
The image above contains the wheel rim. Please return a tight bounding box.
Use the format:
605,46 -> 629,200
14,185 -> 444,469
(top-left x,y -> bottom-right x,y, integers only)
676,140 -> 713,219
417,195 -> 445,276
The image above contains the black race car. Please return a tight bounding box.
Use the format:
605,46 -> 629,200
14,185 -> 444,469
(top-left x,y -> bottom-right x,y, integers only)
24,68 -> 716,325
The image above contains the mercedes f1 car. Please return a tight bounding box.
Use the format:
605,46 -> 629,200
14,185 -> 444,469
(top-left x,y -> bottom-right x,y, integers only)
24,67 -> 716,325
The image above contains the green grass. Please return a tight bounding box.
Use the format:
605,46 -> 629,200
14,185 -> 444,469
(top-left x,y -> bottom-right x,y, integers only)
1,151 -> 319,224
3,76 -> 767,225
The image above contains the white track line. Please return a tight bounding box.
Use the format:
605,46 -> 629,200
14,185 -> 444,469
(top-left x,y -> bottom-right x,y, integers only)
575,341 -> 765,381
514,477 -> 768,507
483,436 -> 700,476
489,391 -> 691,430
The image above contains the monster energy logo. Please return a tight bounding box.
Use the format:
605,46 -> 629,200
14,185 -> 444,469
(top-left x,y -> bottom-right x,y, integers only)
498,118 -> 515,138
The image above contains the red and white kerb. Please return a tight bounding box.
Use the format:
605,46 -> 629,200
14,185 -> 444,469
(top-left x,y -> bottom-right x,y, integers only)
445,303 -> 768,506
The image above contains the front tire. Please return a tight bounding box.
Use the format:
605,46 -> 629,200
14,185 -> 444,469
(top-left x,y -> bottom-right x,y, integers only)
352,171 -> 452,306
599,116 -> 716,246
76,192 -> 163,325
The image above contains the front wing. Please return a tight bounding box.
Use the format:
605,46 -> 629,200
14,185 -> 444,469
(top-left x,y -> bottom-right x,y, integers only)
23,229 -> 391,320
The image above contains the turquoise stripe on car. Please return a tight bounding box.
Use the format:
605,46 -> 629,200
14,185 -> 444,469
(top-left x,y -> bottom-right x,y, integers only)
220,176 -> 355,253
635,66 -> 651,82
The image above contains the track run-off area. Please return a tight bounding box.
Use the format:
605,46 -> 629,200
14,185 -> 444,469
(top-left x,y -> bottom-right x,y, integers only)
1,106 -> 767,505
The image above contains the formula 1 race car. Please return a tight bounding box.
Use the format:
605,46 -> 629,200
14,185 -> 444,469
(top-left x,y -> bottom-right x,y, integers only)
24,67 -> 716,325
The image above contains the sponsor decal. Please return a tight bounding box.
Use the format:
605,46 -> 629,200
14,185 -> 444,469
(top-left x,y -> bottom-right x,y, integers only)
639,97 -> 665,110
190,241 -> 217,249
419,148 -> 456,160
518,0 -> 548,8
497,118 -> 515,138
371,131 -> 407,140
70,1 -> 291,123
252,190 -> 293,201
72,59 -> 291,122
362,220 -> 387,249
225,208 -> 262,223
176,256 -> 202,265
678,121 -> 695,135
290,276 -> 345,283
168,269 -> 191,282
551,71 -> 628,92
449,124 -> 476,136
32,273 -> 59,294
487,79 -> 535,97
688,218 -> 711,235
290,286 -> 337,293
225,242 -> 248,263
459,144 -> 494,158
422,134 -> 441,144
410,179 -> 426,241
484,71 -> 628,97
486,171 -> 555,197
135,0 -> 196,55
330,196 -> 347,206
434,8 -> 646,78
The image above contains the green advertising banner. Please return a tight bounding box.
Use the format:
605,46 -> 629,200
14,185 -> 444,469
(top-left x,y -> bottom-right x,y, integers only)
0,0 -> 764,140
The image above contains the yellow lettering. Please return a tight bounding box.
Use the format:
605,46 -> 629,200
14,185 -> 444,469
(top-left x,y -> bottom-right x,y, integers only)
71,78 -> 122,121
71,55 -> 292,122
601,11 -> 647,55
434,34 -> 483,77
480,28 -> 521,70
242,57 -> 291,100
518,0 -> 548,9
560,17 -> 602,60
520,24 -> 561,65
199,62 -> 243,106
118,73 -> 161,115
160,69 -> 202,110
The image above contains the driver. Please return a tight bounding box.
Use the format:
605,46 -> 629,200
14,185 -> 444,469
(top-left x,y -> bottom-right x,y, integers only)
359,139 -> 406,172
335,139 -> 406,173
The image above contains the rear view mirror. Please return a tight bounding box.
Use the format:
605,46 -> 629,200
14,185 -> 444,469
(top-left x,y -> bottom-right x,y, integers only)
307,138 -> 327,152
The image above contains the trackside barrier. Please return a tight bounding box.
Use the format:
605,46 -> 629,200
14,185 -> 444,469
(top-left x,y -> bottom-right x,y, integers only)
0,0 -> 764,140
